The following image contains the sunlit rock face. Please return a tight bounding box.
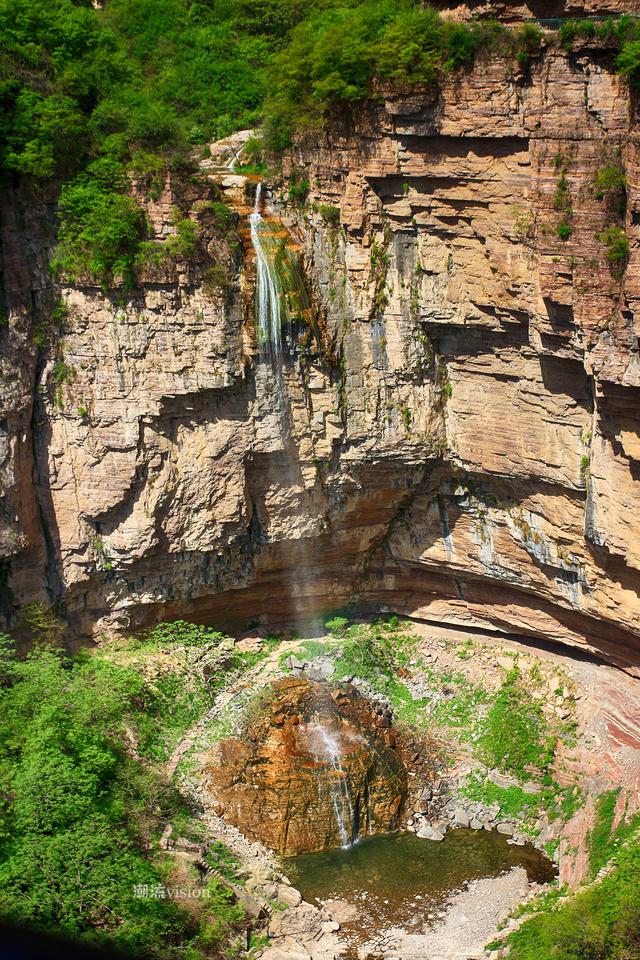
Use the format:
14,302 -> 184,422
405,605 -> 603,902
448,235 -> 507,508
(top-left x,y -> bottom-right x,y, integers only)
3,41 -> 640,673
203,678 -> 407,855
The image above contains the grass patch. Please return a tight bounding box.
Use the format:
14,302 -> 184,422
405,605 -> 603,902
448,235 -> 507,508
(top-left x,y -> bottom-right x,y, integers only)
478,667 -> 553,780
461,775 -> 541,820
300,639 -> 330,658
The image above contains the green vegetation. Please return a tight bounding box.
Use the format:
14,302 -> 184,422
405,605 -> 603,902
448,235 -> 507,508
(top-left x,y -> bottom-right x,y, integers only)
479,667 -> 553,780
580,453 -> 591,481
593,165 -> 627,213
324,615 -> 349,635
51,161 -> 147,287
507,835 -> 640,960
462,775 -> 539,820
263,2 -> 543,146
598,225 -> 629,278
288,173 -> 310,205
557,221 -> 572,241
4,2 -> 640,289
318,203 -> 341,227
140,619 -> 228,647
552,153 -> 573,242
588,789 -> 640,877
557,14 -> 640,90
0,634 -> 246,956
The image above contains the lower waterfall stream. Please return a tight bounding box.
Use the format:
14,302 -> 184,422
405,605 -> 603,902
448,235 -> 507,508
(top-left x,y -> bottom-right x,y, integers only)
306,718 -> 358,848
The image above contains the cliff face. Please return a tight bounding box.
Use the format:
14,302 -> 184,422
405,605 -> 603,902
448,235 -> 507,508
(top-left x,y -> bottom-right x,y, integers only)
2,38 -> 640,670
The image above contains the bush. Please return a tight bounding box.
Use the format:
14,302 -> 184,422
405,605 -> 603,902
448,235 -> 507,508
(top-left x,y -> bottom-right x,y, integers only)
557,221 -> 572,241
617,38 -> 640,86
52,172 -> 146,287
288,174 -> 310,205
143,620 -> 226,647
0,636 -> 245,956
165,212 -> 199,260
325,616 -> 350,635
599,225 -> 629,265
593,166 -> 626,202
318,203 -> 341,226
508,838 -> 640,960
262,3 -> 528,146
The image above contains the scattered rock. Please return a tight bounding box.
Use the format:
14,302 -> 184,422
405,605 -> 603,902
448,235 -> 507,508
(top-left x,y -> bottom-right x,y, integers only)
453,808 -> 471,828
417,822 -> 447,841
260,939 -> 312,960
234,886 -> 268,920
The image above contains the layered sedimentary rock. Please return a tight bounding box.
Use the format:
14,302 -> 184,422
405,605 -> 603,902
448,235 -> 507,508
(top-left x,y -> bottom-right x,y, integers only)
204,678 -> 407,855
1,35 -> 640,671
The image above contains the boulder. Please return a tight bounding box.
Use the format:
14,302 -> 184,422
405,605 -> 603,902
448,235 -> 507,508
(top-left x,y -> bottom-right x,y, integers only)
277,884 -> 303,908
233,886 -> 268,920
204,678 -> 408,855
453,808 -> 471,828
417,822 -> 447,841
260,939 -> 312,960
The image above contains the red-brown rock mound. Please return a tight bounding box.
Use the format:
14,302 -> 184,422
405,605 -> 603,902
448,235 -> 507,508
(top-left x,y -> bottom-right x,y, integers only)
204,677 -> 408,855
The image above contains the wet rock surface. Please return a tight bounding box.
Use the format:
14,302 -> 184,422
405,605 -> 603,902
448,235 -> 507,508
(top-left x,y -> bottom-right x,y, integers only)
203,678 -> 408,855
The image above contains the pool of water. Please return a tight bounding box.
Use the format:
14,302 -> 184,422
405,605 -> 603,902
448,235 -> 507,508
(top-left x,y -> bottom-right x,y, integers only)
287,829 -> 556,944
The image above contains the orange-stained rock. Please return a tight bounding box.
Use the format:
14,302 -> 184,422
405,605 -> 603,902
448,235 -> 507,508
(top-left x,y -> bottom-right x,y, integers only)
203,679 -> 408,855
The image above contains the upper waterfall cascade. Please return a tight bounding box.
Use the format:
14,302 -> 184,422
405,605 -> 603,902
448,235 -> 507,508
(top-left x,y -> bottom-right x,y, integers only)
248,182 -> 312,360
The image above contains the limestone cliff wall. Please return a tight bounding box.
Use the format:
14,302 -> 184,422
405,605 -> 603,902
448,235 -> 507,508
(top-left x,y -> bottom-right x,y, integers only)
1,36 -> 640,671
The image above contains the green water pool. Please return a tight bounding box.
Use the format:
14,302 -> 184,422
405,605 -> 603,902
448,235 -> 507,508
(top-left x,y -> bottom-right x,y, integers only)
287,828 -> 556,943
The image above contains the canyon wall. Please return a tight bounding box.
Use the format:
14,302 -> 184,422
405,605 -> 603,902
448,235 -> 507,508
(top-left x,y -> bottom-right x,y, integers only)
2,35 -> 640,671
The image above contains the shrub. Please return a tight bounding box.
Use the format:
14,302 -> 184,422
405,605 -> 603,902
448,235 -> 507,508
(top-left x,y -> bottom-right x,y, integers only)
143,620 -> 226,647
0,642 -> 244,956
559,18 -> 597,50
288,175 -> 310,205
593,165 -> 627,203
616,38 -> 640,87
262,3 -> 531,146
508,838 -> 640,960
596,225 -> 630,280
52,172 -> 146,287
318,203 -> 341,227
557,221 -> 572,241
198,200 -> 233,234
325,615 -> 350,635
580,453 -> 590,480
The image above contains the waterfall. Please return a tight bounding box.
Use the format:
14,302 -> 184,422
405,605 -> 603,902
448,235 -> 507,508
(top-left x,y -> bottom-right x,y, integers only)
249,182 -> 284,360
248,180 -> 325,634
308,720 -> 356,848
249,182 -> 313,361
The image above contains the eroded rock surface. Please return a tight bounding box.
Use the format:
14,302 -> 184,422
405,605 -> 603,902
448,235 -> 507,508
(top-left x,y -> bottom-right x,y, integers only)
203,678 -> 407,855
1,38 -> 640,673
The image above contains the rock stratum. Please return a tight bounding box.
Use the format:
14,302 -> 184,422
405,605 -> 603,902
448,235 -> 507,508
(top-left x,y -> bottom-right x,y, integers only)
2,35 -> 640,671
